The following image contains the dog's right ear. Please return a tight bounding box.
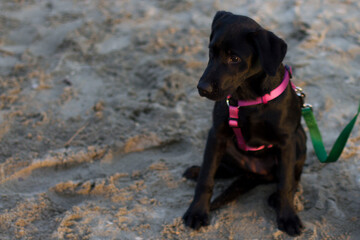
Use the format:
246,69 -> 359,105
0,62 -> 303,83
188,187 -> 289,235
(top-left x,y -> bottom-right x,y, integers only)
211,11 -> 231,30
249,29 -> 287,76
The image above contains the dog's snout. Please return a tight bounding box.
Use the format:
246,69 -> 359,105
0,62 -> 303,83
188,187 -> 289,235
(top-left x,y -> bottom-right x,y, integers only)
197,82 -> 213,96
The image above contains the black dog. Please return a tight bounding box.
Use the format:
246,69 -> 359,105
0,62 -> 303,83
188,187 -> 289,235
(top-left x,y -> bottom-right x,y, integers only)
182,11 -> 307,236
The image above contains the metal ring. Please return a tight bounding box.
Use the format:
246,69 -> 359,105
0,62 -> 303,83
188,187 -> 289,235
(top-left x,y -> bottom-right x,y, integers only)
303,103 -> 313,110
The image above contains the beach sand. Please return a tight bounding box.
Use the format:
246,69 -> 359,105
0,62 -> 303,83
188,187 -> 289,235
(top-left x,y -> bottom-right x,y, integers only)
0,0 -> 359,239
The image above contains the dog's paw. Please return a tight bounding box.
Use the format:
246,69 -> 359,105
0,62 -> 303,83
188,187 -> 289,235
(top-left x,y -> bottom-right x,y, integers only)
277,213 -> 304,236
183,165 -> 201,181
182,205 -> 210,230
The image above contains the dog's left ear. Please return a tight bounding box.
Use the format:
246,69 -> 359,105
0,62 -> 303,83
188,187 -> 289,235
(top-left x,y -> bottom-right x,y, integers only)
212,11 -> 231,30
249,30 -> 287,76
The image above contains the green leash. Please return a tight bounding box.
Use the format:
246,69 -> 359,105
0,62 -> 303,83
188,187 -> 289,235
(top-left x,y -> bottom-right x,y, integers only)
301,101 -> 360,163
287,64 -> 359,163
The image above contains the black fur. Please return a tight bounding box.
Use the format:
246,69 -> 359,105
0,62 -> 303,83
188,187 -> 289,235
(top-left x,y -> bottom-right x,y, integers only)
183,11 -> 307,236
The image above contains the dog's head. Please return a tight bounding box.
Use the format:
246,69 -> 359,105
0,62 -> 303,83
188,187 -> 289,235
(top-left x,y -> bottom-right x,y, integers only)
197,11 -> 287,101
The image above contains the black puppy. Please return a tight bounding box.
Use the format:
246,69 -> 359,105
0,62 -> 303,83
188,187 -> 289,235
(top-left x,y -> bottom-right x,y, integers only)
182,11 -> 307,236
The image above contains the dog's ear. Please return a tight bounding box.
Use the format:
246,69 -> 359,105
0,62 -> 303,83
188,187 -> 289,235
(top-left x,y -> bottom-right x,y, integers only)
249,30 -> 287,76
211,11 -> 231,30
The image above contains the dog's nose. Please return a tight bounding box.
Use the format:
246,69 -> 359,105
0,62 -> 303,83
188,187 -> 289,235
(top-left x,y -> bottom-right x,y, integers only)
197,82 -> 213,96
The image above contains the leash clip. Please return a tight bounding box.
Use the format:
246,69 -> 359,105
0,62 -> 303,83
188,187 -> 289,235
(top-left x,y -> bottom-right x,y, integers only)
295,86 -> 306,99
302,103 -> 313,111
294,86 -> 312,110
295,86 -> 309,109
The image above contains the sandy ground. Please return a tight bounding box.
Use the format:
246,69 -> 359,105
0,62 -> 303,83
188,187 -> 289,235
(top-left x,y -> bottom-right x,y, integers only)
0,0 -> 359,239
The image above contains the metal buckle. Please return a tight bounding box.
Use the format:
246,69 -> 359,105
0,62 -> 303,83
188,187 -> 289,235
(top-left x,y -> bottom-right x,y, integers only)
295,87 -> 306,98
294,86 -> 312,110
226,97 -> 240,108
302,103 -> 313,111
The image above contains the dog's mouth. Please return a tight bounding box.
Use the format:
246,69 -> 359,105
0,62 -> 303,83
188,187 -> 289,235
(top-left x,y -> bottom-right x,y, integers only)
197,77 -> 239,101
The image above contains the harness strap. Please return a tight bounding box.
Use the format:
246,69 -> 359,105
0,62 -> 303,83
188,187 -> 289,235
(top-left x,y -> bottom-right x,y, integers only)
228,105 -> 271,151
227,67 -> 292,151
236,67 -> 291,107
227,64 -> 359,161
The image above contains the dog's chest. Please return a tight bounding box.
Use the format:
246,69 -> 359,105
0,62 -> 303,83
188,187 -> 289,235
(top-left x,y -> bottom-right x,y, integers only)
236,108 -> 281,145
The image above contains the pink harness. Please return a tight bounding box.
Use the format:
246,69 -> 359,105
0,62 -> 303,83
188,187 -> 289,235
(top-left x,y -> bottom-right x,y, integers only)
227,66 -> 294,151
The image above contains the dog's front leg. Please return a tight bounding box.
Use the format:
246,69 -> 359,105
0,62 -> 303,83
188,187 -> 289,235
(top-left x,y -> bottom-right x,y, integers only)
183,125 -> 228,229
271,137 -> 304,236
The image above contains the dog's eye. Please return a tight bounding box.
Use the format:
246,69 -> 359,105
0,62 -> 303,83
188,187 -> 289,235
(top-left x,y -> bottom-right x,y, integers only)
229,55 -> 240,63
231,56 -> 239,62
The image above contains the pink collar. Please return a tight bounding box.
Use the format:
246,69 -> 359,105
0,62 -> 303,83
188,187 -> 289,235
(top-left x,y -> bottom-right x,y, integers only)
227,66 -> 292,151
227,66 -> 292,106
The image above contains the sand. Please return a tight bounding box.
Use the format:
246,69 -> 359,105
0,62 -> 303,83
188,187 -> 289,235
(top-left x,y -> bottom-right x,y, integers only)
0,0 -> 359,239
